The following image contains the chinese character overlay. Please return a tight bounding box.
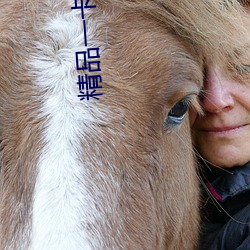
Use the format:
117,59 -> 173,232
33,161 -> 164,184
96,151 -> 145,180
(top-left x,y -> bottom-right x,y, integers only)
71,1 -> 102,101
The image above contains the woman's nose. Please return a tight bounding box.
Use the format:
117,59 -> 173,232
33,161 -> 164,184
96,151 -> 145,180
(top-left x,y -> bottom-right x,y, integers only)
201,66 -> 235,113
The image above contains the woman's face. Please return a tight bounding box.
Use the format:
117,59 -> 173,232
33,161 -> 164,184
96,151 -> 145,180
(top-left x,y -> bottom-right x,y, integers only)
191,8 -> 250,168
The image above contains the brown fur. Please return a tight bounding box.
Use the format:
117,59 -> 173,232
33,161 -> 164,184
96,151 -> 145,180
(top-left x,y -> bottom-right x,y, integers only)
0,0 -> 246,249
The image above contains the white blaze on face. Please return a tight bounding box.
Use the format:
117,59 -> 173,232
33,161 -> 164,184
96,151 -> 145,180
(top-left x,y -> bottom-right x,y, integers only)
29,2 -> 101,249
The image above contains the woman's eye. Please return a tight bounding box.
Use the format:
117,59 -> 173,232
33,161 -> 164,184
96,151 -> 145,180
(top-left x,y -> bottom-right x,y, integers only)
235,64 -> 250,76
165,98 -> 190,126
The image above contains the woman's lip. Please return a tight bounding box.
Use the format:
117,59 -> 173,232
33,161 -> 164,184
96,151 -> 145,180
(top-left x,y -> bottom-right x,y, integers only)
201,124 -> 248,133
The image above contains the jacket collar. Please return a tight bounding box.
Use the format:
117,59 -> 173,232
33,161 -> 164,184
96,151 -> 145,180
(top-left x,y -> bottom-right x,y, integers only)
201,161 -> 250,202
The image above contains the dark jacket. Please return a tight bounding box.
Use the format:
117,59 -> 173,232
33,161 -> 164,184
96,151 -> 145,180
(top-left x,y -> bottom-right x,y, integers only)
199,161 -> 250,250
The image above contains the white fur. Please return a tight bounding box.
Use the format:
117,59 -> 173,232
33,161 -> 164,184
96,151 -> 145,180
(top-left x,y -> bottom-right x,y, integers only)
29,3 -> 103,249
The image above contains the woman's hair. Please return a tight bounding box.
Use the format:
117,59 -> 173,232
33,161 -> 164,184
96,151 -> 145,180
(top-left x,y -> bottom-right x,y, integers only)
25,0 -> 247,70
239,0 -> 250,7
97,0 -> 247,72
